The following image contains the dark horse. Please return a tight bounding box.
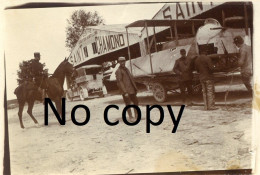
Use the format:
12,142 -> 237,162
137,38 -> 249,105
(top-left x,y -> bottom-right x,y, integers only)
14,58 -> 75,128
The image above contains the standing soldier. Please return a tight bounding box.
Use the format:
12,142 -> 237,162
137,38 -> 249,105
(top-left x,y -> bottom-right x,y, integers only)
173,49 -> 193,106
195,51 -> 217,110
115,57 -> 138,121
233,36 -> 253,93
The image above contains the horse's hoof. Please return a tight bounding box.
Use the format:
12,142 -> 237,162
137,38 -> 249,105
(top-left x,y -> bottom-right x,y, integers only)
21,126 -> 25,129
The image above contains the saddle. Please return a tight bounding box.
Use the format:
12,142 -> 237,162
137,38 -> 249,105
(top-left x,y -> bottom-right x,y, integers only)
14,81 -> 39,96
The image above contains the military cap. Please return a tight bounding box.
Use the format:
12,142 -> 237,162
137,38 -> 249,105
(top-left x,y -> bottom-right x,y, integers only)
118,57 -> 126,62
34,52 -> 41,57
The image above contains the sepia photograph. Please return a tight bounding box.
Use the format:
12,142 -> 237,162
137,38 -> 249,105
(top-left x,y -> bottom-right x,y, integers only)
3,1 -> 257,174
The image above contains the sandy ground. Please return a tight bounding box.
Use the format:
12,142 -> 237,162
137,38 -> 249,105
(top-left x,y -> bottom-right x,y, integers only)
7,84 -> 253,175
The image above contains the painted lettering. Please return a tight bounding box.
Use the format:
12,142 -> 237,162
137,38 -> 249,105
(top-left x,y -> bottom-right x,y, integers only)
192,2 -> 196,14
197,2 -> 203,11
186,2 -> 190,17
176,3 -> 185,19
119,34 -> 125,46
163,6 -> 172,19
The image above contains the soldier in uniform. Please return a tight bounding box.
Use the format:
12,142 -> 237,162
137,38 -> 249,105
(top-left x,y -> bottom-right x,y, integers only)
30,52 -> 44,87
233,36 -> 253,93
15,52 -> 45,100
195,51 -> 217,110
115,57 -> 139,121
173,49 -> 193,106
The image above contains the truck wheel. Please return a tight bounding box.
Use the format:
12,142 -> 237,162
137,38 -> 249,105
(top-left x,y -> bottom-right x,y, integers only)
66,92 -> 73,102
79,88 -> 88,101
152,82 -> 167,102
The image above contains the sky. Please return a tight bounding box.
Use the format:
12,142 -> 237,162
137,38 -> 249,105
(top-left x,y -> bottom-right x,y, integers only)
4,3 -> 164,100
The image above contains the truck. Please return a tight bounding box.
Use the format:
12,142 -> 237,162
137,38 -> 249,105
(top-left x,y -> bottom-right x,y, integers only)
66,65 -> 107,101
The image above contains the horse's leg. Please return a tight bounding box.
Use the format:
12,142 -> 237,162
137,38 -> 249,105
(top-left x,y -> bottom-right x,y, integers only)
54,99 -> 62,116
27,100 -> 38,124
18,101 -> 25,129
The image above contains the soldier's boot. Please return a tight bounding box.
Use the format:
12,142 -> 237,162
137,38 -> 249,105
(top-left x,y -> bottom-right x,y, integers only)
207,81 -> 218,110
201,82 -> 208,110
127,108 -> 134,122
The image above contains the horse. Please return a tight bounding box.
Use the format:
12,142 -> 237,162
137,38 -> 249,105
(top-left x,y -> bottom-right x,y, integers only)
14,82 -> 43,128
14,58 -> 75,129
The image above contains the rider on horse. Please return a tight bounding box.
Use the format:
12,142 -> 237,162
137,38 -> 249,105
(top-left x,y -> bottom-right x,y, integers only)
29,52 -> 44,86
14,52 -> 45,100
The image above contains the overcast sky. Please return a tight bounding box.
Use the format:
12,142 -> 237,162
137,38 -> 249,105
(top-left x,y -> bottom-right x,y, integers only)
4,3 -> 164,100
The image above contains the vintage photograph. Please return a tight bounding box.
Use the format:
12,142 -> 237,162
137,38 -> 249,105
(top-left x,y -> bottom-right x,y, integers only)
4,1 -> 254,174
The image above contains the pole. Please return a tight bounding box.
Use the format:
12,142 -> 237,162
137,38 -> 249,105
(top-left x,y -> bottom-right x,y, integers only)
244,3 -> 249,35
222,10 -> 225,27
170,27 -> 173,40
192,21 -> 195,35
174,21 -> 178,46
153,26 -> 157,52
126,28 -> 133,73
145,22 -> 153,74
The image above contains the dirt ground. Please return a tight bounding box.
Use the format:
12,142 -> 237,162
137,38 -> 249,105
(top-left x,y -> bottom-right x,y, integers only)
7,84 -> 253,175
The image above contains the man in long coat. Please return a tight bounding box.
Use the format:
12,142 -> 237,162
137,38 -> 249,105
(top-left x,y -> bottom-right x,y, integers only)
115,57 -> 138,121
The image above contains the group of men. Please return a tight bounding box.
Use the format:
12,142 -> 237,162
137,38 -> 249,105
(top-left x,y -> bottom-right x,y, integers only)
174,35 -> 252,110
115,35 -> 253,120
173,48 -> 219,110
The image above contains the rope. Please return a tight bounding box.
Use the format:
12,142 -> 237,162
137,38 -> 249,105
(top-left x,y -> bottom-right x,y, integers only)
224,68 -> 240,110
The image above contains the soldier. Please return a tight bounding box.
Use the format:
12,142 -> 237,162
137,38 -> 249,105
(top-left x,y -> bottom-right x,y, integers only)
173,49 -> 193,106
233,36 -> 253,93
25,52 -> 45,100
30,52 -> 44,87
15,52 -> 44,98
115,57 -> 138,121
195,50 -> 217,110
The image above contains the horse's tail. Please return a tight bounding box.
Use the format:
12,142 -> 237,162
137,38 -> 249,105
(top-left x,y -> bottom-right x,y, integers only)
14,85 -> 23,95
14,87 -> 18,95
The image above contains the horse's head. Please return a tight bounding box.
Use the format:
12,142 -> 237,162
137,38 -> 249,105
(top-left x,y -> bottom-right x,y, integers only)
52,57 -> 78,86
61,57 -> 78,81
62,57 -> 74,76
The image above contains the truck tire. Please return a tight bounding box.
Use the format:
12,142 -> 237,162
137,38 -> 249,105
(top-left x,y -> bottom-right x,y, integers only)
152,82 -> 167,103
79,88 -> 88,101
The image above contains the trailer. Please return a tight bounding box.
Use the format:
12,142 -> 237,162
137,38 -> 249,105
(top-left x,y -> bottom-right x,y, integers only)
66,65 -> 107,101
122,14 -> 250,102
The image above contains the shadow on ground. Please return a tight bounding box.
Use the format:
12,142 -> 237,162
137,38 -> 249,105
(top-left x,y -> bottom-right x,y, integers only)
105,90 -> 252,107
